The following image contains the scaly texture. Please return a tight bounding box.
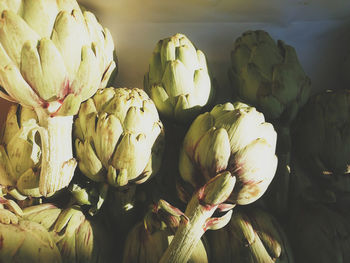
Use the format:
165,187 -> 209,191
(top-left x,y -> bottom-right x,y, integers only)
23,203 -> 114,263
178,102 -> 278,205
74,87 -> 164,188
229,30 -> 310,123
144,33 -> 213,123
0,0 -> 116,196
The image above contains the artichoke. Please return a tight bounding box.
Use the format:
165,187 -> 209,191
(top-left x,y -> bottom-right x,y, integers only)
288,202 -> 350,263
0,207 -> 62,263
0,104 -> 43,200
0,0 -> 116,196
122,200 -> 209,263
293,89 -> 350,195
207,206 -> 294,263
23,203 -> 113,263
229,30 -> 311,216
229,30 -> 311,122
74,87 -> 164,189
179,102 -> 277,205
144,33 -> 213,123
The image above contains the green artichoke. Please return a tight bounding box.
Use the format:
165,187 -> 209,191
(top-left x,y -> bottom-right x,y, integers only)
144,33 -> 213,123
293,89 -> 350,195
0,104 -> 43,200
0,0 -> 116,196
74,87 -> 164,188
288,202 -> 350,263
23,203 -> 113,263
0,207 -> 62,263
179,102 -> 277,205
229,30 -> 311,122
122,200 -> 209,263
207,206 -> 294,263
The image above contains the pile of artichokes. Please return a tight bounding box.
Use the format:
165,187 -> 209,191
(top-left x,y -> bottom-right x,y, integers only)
0,1 -> 346,262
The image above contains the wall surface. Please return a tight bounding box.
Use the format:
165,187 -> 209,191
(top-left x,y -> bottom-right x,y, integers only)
0,1 -> 350,122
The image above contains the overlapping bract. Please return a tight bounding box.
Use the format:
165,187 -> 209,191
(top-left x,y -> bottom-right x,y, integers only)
207,207 -> 294,263
0,210 -> 62,263
229,30 -> 311,122
74,87 -> 164,188
144,33 -> 213,122
0,105 -> 43,199
293,89 -> 350,194
179,102 -> 277,205
23,203 -> 113,263
0,0 -> 115,116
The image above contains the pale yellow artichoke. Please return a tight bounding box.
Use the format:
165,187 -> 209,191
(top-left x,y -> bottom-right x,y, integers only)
0,0 -> 116,196
0,206 -> 62,263
179,102 -> 277,205
74,87 -> 164,188
144,33 -> 213,123
23,203 -> 113,263
0,104 -> 43,200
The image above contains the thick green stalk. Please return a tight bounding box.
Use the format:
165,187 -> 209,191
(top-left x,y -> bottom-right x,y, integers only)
35,108 -> 77,197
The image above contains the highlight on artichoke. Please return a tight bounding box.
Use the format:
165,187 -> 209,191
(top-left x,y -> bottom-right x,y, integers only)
0,206 -> 62,263
293,89 -> 350,196
288,202 -> 350,263
23,203 -> 114,263
178,102 -> 278,205
144,33 -> 213,123
207,206 -> 294,263
0,104 -> 43,200
74,87 -> 164,189
123,199 -> 210,263
0,0 -> 116,196
229,30 -> 311,123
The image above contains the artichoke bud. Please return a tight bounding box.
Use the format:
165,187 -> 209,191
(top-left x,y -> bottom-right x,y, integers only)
179,102 -> 277,205
74,87 -> 164,189
208,207 -> 293,263
23,203 -> 114,263
229,30 -> 311,123
145,33 -> 213,123
0,105 -> 48,199
0,217 -> 62,263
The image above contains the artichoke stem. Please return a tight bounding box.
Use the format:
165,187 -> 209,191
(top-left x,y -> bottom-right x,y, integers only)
35,109 -> 77,197
159,199 -> 209,263
160,172 -> 235,263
